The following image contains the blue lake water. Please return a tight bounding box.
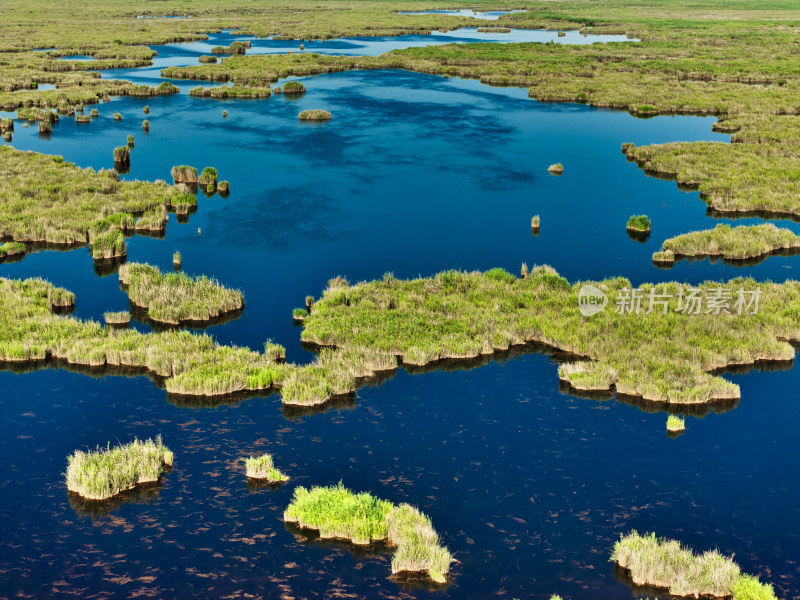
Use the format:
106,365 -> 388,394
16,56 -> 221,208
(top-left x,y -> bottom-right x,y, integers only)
0,30 -> 798,600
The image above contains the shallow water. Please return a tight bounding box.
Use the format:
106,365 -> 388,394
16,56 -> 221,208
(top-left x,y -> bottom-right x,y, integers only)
0,30 -> 798,600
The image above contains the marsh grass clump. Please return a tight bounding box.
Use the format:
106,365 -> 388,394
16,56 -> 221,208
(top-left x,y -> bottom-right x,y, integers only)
142,119 -> 149,131
222,110 -> 227,118
113,145 -> 130,165
143,105 -> 149,114
47,285 -> 75,309
0,117 -> 13,132
626,215 -> 651,232
293,307 -> 307,322
65,436 -> 173,500
299,109 -> 331,121
282,80 -> 306,94
284,483 -> 452,582
612,532 -> 775,599
0,241 -> 26,258
103,311 -> 131,326
217,180 -> 230,195
548,163 -> 564,175
171,165 -> 197,185
660,224 -> 800,261
732,575 -> 778,600
198,167 -> 217,187
127,134 -> 134,146
173,250 -> 181,270
198,55 -> 217,64
114,113 -> 121,121
91,229 -> 126,260
666,414 -> 685,432
38,120 -> 52,133
118,262 -> 243,325
90,108 -> 99,117
531,215 -> 540,234
652,249 -> 675,264
242,454 -> 288,482
477,27 -> 510,33
2,131 -> 11,142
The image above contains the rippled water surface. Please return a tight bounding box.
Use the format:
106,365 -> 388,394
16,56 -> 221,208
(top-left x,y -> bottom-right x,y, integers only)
0,29 -> 798,600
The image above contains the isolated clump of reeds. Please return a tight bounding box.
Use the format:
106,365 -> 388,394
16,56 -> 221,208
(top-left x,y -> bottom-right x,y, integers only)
477,27 -> 510,33
0,241 -> 26,258
104,311 -> 131,326
65,436 -> 173,500
198,55 -> 217,64
90,108 -> 99,117
38,120 -> 52,133
531,215 -> 540,233
242,454 -> 288,482
118,262 -> 243,325
0,117 -> 13,132
173,250 -> 181,269
547,163 -> 563,175
222,110 -> 227,118
612,531 -> 776,599
666,414 -> 685,431
127,134 -> 134,146
47,285 -> 75,309
282,80 -> 306,94
171,165 -> 197,184
114,113 -> 121,121
299,109 -> 331,121
143,105 -> 150,114
142,119 -> 149,131
284,482 -> 452,583
626,214 -> 651,232
198,166 -> 218,187
2,131 -> 11,142
113,145 -> 130,164
217,180 -> 230,194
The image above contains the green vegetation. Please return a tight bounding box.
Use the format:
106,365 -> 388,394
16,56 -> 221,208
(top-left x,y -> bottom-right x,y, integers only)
127,134 -> 134,145
531,215 -> 540,232
0,241 -> 26,258
198,55 -> 217,64
142,119 -> 149,131
293,307 -> 307,321
172,250 -> 181,269
112,145 -> 130,164
189,85 -> 270,98
282,80 -> 306,94
548,163 -> 563,175
301,267 -> 800,405
222,109 -> 227,118
476,27 -> 510,33
242,453 -> 288,482
118,262 -> 243,325
103,311 -> 130,326
65,436 -> 173,500
218,180 -> 230,193
658,224 -> 800,262
284,482 -> 452,582
612,532 -> 776,599
114,112 -> 121,121
626,214 -> 651,232
198,166 -> 217,187
299,109 -> 331,121
91,228 -> 126,260
171,164 -> 197,184
75,114 -> 90,123
666,414 -> 685,431
90,108 -> 98,117
143,105 -> 149,114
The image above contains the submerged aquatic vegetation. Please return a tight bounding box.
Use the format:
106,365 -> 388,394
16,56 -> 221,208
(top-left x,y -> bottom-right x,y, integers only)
659,224 -> 800,261
612,532 -> 776,599
242,454 -> 288,482
299,109 -> 331,121
118,262 -> 243,325
284,482 -> 452,582
65,436 -> 173,500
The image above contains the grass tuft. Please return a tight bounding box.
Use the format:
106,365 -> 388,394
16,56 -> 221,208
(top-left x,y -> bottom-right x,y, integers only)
242,454 -> 288,482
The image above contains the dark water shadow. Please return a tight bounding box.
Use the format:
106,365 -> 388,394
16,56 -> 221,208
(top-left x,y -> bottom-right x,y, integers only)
668,246 -> 800,268
612,563 -> 672,600
626,229 -> 650,244
93,255 -> 126,278
67,473 -> 169,519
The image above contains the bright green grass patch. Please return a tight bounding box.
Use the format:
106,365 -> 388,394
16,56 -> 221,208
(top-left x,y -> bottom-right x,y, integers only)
612,531 -> 775,599
242,453 -> 288,482
284,482 -> 452,582
626,214 -> 651,232
118,262 -> 243,325
0,241 -> 26,257
282,80 -> 306,94
197,166 -> 217,187
659,223 -> 800,261
666,414 -> 685,431
90,228 -> 126,260
65,435 -> 173,500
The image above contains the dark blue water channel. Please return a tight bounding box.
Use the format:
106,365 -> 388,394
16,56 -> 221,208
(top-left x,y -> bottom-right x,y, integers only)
0,31 -> 798,600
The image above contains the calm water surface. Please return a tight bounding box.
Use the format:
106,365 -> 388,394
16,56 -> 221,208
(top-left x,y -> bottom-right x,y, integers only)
0,30 -> 798,600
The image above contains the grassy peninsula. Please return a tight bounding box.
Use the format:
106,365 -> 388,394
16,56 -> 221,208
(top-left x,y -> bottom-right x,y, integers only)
657,224 -> 800,263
